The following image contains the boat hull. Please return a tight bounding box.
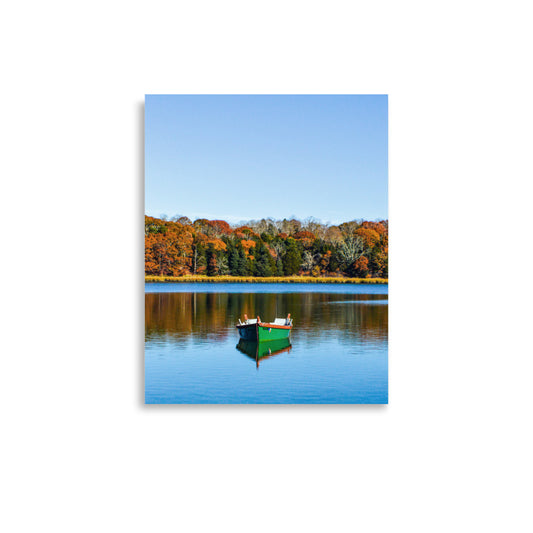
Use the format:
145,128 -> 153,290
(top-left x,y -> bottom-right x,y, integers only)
237,323 -> 291,342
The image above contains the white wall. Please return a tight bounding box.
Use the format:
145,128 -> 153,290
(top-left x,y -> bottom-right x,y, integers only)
1,2 -> 532,532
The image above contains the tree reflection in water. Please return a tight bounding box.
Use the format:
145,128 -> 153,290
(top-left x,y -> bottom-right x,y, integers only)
146,291 -> 388,345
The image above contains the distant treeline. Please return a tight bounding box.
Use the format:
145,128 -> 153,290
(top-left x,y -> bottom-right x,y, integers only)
145,215 -> 388,279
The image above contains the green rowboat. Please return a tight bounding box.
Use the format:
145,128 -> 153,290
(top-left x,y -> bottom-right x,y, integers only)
236,314 -> 293,342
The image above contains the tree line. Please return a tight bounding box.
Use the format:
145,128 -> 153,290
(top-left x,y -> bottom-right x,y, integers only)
145,215 -> 388,279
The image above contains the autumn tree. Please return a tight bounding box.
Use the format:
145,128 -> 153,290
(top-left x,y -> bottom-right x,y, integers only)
234,226 -> 258,240
369,233 -> 388,278
145,215 -> 387,279
318,250 -> 332,274
171,215 -> 192,225
352,256 -> 370,278
324,226 -> 343,245
293,230 -> 316,249
144,218 -> 193,275
145,216 -> 167,235
355,227 -> 380,249
338,220 -> 360,237
302,217 -> 327,240
193,219 -> 210,235
207,220 -> 232,237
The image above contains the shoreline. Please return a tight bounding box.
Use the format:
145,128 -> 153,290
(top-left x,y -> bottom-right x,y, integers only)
145,275 -> 388,284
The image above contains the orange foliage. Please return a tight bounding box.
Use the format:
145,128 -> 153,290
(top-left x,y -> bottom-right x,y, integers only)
206,238 -> 227,252
294,230 -> 316,240
145,215 -> 388,279
371,233 -> 388,277
355,227 -> 380,248
293,230 -> 316,248
234,226 -> 258,240
194,232 -> 209,244
145,223 -> 193,276
240,240 -> 256,256
207,220 -> 232,236
361,221 -> 387,235
353,256 -> 370,278
318,250 -> 332,274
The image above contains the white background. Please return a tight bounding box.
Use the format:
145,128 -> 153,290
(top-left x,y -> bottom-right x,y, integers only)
1,1 -> 532,532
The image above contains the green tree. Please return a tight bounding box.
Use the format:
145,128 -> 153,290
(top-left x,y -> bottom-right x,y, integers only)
237,247 -> 248,276
282,238 -> 302,275
254,241 -> 273,277
228,242 -> 248,276
227,240 -> 239,274
276,257 -> 284,275
206,244 -> 218,276
191,242 -> 206,275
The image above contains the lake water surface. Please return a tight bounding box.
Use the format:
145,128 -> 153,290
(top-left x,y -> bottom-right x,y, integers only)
145,283 -> 388,404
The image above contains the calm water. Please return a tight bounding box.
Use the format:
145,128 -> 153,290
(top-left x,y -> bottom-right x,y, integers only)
145,283 -> 388,404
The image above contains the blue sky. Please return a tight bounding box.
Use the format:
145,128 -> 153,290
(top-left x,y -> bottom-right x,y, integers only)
145,95 -> 388,225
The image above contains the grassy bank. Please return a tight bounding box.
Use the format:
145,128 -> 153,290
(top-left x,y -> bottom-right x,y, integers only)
145,275 -> 388,284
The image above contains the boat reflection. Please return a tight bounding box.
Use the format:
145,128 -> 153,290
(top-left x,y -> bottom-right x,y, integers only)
236,338 -> 292,368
